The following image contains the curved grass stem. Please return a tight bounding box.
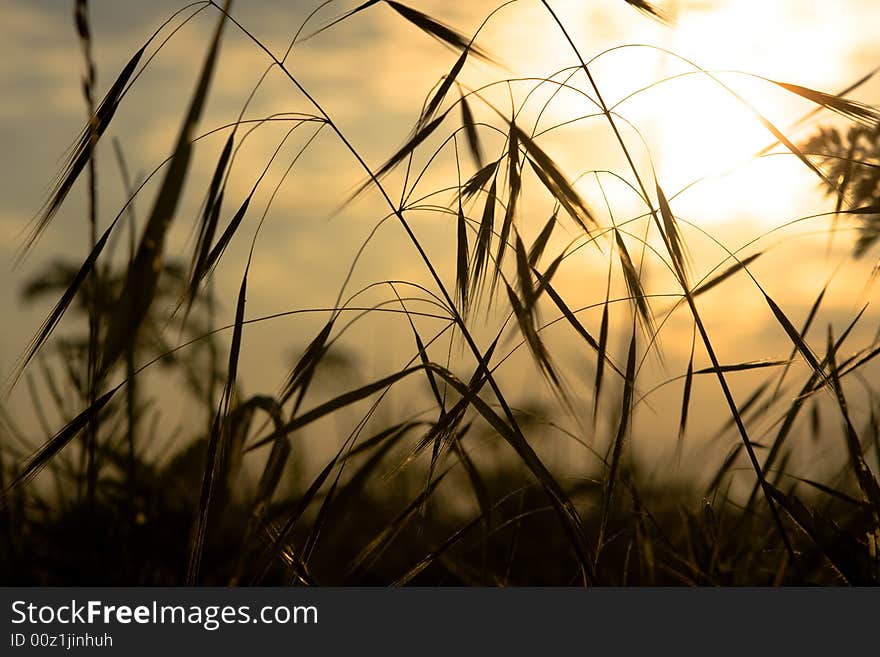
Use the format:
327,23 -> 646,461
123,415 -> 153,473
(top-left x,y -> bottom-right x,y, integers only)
539,0 -> 798,571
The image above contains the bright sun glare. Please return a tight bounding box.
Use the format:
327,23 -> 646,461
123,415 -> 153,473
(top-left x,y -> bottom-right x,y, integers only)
647,0 -> 854,225
527,0 -> 856,227
650,80 -> 807,225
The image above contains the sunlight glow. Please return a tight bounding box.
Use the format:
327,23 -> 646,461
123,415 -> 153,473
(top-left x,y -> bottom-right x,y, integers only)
521,0 -> 856,228
651,80 -> 807,224
650,0 -> 853,224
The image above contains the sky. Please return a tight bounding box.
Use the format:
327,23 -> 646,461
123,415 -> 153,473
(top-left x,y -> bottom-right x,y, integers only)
2,0 -> 879,482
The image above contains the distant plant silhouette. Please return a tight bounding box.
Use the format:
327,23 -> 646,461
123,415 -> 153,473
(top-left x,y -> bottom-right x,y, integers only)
802,123 -> 880,256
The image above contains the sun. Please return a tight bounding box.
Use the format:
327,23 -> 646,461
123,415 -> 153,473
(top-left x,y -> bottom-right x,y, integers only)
648,76 -> 809,226
644,0 -> 855,225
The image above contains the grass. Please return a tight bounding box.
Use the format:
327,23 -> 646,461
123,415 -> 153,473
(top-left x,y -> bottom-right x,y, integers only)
1,0 -> 880,585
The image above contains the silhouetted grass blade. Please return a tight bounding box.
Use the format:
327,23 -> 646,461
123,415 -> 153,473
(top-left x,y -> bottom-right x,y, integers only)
705,444 -> 743,496
251,367 -> 427,451
656,183 -> 689,285
421,49 -> 467,128
249,399 -> 291,533
765,483 -> 877,584
10,218 -> 116,390
451,427 -> 492,528
101,5 -> 229,377
754,312 -> 865,500
281,319 -> 335,409
826,333 -> 880,519
773,284 -> 827,399
301,422 -> 420,565
678,339 -> 695,446
457,201 -> 470,313
462,160 -> 497,200
615,231 -> 654,335
392,510 -> 487,586
5,385 -> 121,494
692,252 -> 763,297
405,339 -> 498,478
594,301 -> 609,424
598,331 -> 637,564
493,126 -> 521,292
26,45 -> 145,254
203,193 -> 253,274
470,178 -> 496,301
513,124 -> 595,232
536,274 -> 599,352
460,94 -> 484,168
307,0 -> 382,41
188,131 -> 235,311
693,360 -> 787,375
188,269 -> 247,585
773,81 -> 880,128
426,365 -> 597,581
623,0 -> 672,24
412,328 -> 445,410
514,230 -> 534,308
354,113 -> 449,198
505,282 -> 559,387
347,473 -> 450,578
385,2 -> 492,61
532,250 -> 564,300
764,293 -> 824,378
254,449 -> 348,584
528,212 -> 556,267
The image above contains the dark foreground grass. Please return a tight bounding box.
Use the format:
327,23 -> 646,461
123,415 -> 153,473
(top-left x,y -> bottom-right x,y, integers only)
1,0 -> 880,585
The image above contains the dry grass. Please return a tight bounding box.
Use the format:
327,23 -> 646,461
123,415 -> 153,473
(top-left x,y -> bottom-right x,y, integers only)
2,0 -> 880,586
